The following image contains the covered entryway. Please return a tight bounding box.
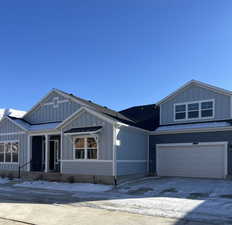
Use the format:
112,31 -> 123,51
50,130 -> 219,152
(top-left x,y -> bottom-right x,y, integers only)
156,142 -> 228,179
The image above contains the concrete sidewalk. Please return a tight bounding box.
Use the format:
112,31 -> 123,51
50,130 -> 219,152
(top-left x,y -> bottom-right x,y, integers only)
0,203 -> 215,225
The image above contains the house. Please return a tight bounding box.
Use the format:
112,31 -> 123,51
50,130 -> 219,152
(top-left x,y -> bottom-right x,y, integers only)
0,89 -> 149,184
149,80 -> 232,179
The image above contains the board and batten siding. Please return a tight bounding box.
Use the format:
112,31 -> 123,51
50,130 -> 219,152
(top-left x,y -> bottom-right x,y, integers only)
61,110 -> 113,176
24,92 -> 82,124
149,131 -> 232,175
160,85 -> 231,125
0,118 -> 28,171
116,126 -> 148,176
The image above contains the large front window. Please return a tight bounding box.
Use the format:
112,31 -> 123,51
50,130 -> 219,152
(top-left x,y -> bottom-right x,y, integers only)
73,136 -> 98,160
0,142 -> 19,163
174,100 -> 214,121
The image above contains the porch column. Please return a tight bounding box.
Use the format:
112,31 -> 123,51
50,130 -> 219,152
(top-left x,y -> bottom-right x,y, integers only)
45,135 -> 49,172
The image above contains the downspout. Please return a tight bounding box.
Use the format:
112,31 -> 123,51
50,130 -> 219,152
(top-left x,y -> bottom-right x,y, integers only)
112,123 -> 117,185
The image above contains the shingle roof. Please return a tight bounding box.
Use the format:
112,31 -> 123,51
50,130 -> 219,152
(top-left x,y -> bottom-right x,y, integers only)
64,126 -> 102,134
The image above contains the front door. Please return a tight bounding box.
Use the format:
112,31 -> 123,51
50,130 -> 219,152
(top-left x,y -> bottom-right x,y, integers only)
49,136 -> 60,172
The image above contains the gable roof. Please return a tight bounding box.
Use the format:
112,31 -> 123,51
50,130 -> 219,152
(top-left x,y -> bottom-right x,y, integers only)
156,80 -> 232,105
22,88 -> 137,128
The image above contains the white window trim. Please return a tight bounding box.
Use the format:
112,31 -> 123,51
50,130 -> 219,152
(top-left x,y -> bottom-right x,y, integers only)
0,140 -> 19,164
174,99 -> 215,122
72,135 -> 99,160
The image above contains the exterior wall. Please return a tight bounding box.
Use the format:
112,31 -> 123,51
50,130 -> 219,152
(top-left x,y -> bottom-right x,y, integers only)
61,110 -> 113,176
24,92 -> 82,124
116,126 -> 148,176
0,118 -> 28,171
160,85 -> 231,125
62,161 -> 113,176
149,131 -> 232,175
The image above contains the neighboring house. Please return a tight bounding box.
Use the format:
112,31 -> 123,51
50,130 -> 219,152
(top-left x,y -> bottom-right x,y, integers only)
0,89 -> 149,184
0,108 -> 26,120
150,80 -> 232,179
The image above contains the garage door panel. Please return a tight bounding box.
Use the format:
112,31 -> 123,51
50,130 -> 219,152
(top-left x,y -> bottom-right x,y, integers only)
157,144 -> 226,179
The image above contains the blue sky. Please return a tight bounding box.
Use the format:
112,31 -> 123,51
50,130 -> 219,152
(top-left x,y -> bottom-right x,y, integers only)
0,1 -> 232,111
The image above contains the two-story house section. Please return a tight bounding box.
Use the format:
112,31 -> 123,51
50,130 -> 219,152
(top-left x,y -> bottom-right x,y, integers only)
150,80 -> 232,179
0,89 -> 149,184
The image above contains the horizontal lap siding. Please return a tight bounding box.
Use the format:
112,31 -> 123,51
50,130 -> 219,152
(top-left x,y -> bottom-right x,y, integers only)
62,161 -> 113,176
149,131 -> 232,175
117,162 -> 147,176
24,92 -> 82,124
116,126 -> 148,175
161,85 -> 231,125
0,119 -> 28,171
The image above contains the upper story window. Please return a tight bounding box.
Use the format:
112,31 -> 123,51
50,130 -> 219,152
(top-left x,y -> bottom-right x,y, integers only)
73,136 -> 98,160
174,100 -> 214,121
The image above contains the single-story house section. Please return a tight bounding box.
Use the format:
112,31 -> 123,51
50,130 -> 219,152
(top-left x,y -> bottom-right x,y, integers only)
0,89 -> 151,184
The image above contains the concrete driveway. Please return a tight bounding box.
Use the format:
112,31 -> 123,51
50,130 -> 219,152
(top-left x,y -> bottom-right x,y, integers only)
0,177 -> 231,224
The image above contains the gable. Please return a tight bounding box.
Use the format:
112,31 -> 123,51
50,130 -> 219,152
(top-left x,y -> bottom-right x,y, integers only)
160,84 -> 231,125
0,117 -> 25,134
24,90 -> 83,124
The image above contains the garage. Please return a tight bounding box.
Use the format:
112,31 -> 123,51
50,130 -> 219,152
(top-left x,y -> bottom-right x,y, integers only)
156,142 -> 228,179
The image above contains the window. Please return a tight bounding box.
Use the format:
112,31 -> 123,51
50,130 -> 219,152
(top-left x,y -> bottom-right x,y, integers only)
201,101 -> 213,118
174,100 -> 214,121
0,141 -> 19,163
73,136 -> 98,160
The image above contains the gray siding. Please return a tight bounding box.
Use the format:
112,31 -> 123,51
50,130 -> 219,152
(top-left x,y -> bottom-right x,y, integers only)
24,92 -> 82,124
61,110 -> 113,176
116,126 -> 148,175
62,110 -> 113,161
0,118 -> 23,133
117,162 -> 147,176
160,85 -> 231,125
62,161 -> 113,176
149,131 -> 232,175
0,119 -> 28,171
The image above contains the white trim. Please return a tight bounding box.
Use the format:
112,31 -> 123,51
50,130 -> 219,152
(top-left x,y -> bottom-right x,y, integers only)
152,125 -> 232,135
159,105 -> 162,125
61,159 -> 113,163
117,160 -> 147,163
0,132 -> 25,136
0,140 -> 20,164
0,139 -> 19,143
156,142 -> 228,178
116,122 -> 149,133
29,132 -> 60,136
60,128 -> 63,173
112,124 -> 117,177
156,80 -> 232,106
0,162 -> 19,165
45,134 -> 48,172
2,117 -> 28,132
64,129 -> 102,136
174,99 -> 215,122
72,135 -> 99,160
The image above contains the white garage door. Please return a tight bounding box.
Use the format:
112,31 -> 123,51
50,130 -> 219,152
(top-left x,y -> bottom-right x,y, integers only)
156,142 -> 227,179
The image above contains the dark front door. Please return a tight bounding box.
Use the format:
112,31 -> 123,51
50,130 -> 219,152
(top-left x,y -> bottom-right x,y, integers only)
31,136 -> 45,171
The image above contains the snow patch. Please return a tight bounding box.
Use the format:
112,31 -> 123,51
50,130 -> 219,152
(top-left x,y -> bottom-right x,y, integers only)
0,178 -> 10,184
14,181 -> 112,193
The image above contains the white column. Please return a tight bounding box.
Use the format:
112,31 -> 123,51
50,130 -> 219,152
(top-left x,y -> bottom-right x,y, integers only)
45,135 -> 49,172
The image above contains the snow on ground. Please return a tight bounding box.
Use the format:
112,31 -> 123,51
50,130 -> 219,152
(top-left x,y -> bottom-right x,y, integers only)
0,178 -> 10,184
14,180 -> 112,193
77,177 -> 232,224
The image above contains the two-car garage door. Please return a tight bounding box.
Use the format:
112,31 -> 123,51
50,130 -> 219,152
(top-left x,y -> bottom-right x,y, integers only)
156,142 -> 227,179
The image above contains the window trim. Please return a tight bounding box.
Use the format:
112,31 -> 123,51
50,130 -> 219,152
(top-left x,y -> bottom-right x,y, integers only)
174,99 -> 215,122
72,135 -> 99,160
0,140 -> 19,164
